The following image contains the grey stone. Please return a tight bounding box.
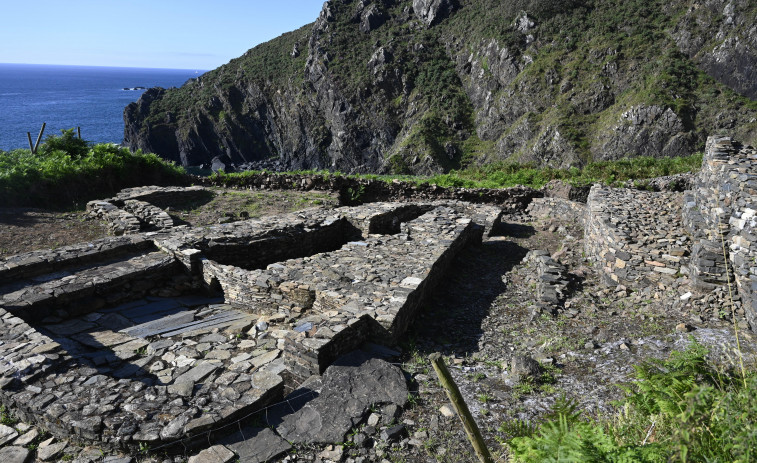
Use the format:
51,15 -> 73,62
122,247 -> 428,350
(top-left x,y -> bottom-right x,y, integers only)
220,427 -> 291,463
188,445 -> 235,463
0,446 -> 30,463
0,424 -> 18,446
381,424 -> 406,442
277,351 -> 407,444
37,439 -> 67,461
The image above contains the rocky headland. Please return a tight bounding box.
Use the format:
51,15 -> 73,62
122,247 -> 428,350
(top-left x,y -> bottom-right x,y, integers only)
124,0 -> 756,175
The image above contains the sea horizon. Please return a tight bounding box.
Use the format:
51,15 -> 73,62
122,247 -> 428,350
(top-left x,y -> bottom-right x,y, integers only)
0,63 -> 206,151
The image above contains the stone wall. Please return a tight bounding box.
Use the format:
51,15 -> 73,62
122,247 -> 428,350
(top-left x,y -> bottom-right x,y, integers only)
113,185 -> 209,209
195,172 -> 540,211
527,197 -> 587,225
683,136 -> 757,328
584,186 -> 690,288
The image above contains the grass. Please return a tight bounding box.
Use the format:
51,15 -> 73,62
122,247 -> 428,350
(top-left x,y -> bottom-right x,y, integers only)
504,339 -> 757,462
210,152 -> 703,190
0,129 -> 186,209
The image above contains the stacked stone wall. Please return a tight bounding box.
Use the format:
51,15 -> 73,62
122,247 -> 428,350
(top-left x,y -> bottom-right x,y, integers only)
585,186 -> 690,288
195,172 -> 540,211
683,136 -> 757,328
114,185 -> 209,209
527,197 -> 587,224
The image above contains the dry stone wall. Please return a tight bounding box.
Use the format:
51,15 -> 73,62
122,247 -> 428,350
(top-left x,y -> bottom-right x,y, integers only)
196,172 -> 540,211
683,136 -> 757,328
585,186 -> 691,288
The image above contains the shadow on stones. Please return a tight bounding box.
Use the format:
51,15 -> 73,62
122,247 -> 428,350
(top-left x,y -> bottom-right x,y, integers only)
405,224 -> 532,357
497,221 -> 536,239
38,324 -> 161,387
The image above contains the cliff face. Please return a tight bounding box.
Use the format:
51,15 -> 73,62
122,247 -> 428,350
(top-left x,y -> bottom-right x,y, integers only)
124,0 -> 757,174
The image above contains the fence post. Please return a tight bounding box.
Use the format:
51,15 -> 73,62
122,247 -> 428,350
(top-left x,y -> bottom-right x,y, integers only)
33,122 -> 46,154
429,353 -> 494,463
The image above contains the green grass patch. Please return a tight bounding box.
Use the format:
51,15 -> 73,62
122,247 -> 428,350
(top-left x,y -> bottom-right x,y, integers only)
0,129 -> 186,209
210,152 -> 702,190
505,340 -> 757,462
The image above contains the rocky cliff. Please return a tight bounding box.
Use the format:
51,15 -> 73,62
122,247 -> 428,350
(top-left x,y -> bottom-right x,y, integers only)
124,0 -> 757,174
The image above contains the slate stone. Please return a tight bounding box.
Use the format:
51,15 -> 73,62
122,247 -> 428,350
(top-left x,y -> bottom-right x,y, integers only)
188,445 -> 235,463
220,427 -> 291,463
381,423 -> 406,442
0,424 -> 18,446
0,446 -> 30,463
277,351 -> 407,444
177,361 -> 221,384
120,311 -> 196,338
37,439 -> 67,461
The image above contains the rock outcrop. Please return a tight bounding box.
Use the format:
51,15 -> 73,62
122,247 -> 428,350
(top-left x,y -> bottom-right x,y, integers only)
124,0 -> 757,174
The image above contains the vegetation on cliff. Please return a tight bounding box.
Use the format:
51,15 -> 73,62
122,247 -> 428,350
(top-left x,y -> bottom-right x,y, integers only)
0,129 -> 185,208
124,0 -> 757,175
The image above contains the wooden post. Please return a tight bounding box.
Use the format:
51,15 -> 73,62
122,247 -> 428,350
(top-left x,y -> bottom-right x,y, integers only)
77,127 -> 81,139
33,122 -> 46,154
429,353 -> 494,463
27,132 -> 34,152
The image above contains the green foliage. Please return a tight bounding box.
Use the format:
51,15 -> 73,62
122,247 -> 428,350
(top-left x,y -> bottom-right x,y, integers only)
0,137 -> 186,208
0,404 -> 17,426
506,340 -> 757,463
39,129 -> 89,158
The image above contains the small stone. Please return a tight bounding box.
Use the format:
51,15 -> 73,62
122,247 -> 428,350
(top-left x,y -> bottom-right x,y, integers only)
380,424 -> 406,442
676,323 -> 694,332
439,405 -> 455,417
188,445 -> 235,463
680,292 -> 693,301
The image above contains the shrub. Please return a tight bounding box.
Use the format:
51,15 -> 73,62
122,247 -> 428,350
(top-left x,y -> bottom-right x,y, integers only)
39,128 -> 90,158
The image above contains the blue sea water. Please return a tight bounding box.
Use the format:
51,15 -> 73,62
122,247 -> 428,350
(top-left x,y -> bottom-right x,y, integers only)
0,63 -> 204,151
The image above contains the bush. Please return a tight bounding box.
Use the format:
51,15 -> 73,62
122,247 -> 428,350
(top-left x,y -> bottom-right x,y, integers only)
0,140 -> 186,209
39,128 -> 90,158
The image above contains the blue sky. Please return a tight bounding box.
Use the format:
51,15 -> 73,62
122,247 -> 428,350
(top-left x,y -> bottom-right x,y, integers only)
0,1 -> 324,70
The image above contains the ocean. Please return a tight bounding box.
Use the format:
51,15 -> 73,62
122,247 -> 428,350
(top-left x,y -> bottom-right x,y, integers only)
0,63 -> 204,151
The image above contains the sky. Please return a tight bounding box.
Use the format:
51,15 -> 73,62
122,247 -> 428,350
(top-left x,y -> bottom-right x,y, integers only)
0,1 -> 324,70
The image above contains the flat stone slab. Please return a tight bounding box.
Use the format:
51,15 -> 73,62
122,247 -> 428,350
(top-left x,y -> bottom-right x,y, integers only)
0,424 -> 18,446
0,446 -> 31,463
188,445 -> 235,463
219,427 -> 291,463
277,351 -> 407,444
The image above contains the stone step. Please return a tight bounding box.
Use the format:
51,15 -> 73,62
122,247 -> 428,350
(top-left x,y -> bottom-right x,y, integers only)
0,251 -> 178,317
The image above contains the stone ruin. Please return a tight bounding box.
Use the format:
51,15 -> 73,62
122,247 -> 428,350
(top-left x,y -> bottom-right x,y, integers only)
582,135 -> 757,328
1,134 -> 755,457
0,188 -> 505,452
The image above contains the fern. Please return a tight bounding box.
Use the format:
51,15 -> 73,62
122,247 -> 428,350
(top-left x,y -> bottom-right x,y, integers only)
506,340 -> 756,463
